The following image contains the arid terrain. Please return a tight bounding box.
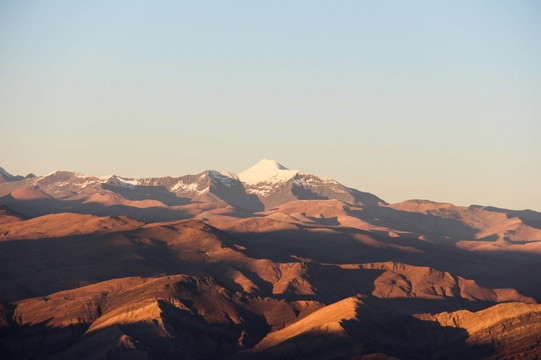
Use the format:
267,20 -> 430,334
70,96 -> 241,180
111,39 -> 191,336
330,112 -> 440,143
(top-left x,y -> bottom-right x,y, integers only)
1,160 -> 541,359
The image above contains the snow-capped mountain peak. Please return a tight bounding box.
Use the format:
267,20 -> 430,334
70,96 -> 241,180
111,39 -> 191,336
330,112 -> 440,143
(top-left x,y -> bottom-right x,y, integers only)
238,159 -> 300,185
2,160 -> 385,211
107,175 -> 139,189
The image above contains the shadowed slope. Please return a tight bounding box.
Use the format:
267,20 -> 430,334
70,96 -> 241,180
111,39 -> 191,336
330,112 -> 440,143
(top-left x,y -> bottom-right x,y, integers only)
416,302 -> 541,359
242,298 -> 541,360
471,205 -> 541,230
388,200 -> 541,249
1,274 -> 322,360
0,203 -> 27,224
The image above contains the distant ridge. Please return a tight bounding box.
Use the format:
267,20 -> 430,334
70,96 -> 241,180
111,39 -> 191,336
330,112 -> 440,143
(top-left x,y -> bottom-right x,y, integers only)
0,167 -> 35,183
0,160 -> 386,214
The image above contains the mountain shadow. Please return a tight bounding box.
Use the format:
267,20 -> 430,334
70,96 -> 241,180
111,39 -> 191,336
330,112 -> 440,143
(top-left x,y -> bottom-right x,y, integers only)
102,183 -> 191,206
0,194 -> 193,222
471,205 -> 541,230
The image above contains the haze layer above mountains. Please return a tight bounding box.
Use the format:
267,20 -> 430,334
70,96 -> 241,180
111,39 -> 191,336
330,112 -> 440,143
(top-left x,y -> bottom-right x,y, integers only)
1,159 -> 541,360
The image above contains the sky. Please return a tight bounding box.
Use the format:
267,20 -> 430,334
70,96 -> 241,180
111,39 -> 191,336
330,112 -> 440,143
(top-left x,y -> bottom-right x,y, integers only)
1,1 -> 540,210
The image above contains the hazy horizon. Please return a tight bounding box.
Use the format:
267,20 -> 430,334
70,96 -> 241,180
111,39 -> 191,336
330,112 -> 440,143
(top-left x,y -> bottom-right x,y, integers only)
1,1 -> 540,211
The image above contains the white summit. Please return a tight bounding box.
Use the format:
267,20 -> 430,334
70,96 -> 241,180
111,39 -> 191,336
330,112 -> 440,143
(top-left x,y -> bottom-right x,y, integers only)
238,159 -> 300,185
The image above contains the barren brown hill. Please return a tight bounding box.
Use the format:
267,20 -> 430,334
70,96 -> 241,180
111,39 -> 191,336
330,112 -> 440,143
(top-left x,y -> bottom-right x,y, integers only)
5,270 -> 538,360
1,212 -> 529,308
0,216 -> 327,302
251,296 -> 363,352
359,262 -> 533,312
1,163 -> 541,359
1,274 -> 322,360
0,213 -> 143,240
388,200 -> 541,250
259,199 -> 383,230
83,191 -> 167,208
243,297 -> 541,360
10,186 -> 52,200
416,302 -> 541,359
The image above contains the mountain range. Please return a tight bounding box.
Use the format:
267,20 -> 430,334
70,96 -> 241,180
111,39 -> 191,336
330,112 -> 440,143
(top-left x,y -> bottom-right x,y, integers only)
0,159 -> 383,215
1,159 -> 541,359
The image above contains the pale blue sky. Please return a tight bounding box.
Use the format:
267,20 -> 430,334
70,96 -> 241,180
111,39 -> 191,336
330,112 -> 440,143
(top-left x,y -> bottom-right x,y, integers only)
1,1 -> 540,210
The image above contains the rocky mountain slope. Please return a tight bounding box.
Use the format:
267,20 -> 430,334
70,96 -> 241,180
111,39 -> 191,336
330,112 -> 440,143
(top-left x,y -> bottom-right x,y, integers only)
1,160 -> 540,359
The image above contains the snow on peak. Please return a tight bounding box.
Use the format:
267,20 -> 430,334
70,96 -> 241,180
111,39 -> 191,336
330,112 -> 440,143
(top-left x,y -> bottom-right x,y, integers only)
256,159 -> 288,170
44,170 -> 62,177
107,175 -> 139,188
43,170 -> 86,178
238,159 -> 299,185
208,170 -> 238,180
208,170 -> 239,188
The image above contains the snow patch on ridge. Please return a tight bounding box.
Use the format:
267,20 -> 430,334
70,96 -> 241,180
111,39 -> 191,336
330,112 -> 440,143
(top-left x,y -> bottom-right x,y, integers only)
209,170 -> 238,179
209,170 -> 239,188
293,176 -> 344,191
108,175 -> 139,189
244,184 -> 276,197
171,181 -> 200,193
44,170 -> 87,178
